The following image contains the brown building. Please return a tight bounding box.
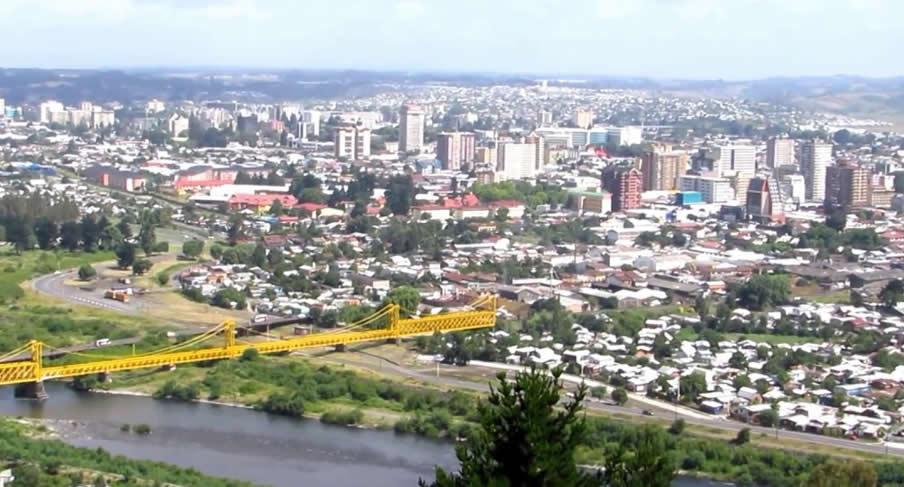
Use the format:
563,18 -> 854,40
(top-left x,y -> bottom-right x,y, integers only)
601,166 -> 642,211
826,162 -> 870,208
436,132 -> 475,171
641,148 -> 687,191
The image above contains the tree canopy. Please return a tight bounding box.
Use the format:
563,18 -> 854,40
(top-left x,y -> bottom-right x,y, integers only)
420,368 -> 605,487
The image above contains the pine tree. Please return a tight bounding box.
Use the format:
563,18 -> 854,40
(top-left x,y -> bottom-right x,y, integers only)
420,368 -> 602,487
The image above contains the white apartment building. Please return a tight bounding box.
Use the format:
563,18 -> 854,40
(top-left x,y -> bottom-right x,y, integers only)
767,137 -> 794,168
400,104 -> 425,153
497,142 -> 538,181
801,140 -> 832,201
39,100 -> 64,124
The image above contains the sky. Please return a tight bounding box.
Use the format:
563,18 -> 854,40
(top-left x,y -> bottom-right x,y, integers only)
0,0 -> 901,79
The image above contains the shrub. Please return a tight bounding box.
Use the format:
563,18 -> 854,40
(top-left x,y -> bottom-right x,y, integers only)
77,264 -> 97,281
134,424 -> 151,435
320,409 -> 364,426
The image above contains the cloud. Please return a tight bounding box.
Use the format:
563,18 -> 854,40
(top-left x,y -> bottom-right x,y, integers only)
394,1 -> 425,19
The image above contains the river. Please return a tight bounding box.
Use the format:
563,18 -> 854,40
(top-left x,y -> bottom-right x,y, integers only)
0,383 -> 727,487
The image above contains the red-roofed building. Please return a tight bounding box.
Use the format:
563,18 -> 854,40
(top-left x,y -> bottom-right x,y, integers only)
296,202 -> 327,214
227,194 -> 297,212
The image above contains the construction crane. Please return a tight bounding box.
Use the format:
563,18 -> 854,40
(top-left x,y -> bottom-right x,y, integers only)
0,296 -> 497,390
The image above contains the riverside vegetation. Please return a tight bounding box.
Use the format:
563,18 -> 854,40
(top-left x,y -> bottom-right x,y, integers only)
88,353 -> 904,487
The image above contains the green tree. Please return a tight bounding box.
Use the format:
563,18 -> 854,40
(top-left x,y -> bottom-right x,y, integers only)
117,219 -> 133,239
100,223 -> 123,250
34,218 -> 59,249
603,426 -> 676,487
420,368 -> 603,487
679,372 -> 707,402
210,244 -> 224,260
734,427 -> 751,445
77,264 -> 96,281
132,259 -> 153,275
60,221 -> 81,250
138,223 -> 156,255
611,387 -> 629,405
386,174 -> 415,215
115,243 -> 136,269
733,274 -> 790,310
183,239 -> 204,259
729,351 -> 748,369
227,214 -> 244,245
384,285 -> 421,317
880,279 -> 904,309
668,418 -> 685,435
694,296 -> 709,320
802,460 -> 877,487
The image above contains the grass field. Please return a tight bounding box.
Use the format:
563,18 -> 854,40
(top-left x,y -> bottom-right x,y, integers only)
138,291 -> 250,325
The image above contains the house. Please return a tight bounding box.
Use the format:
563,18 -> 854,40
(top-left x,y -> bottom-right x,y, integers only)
228,194 -> 297,213
0,470 -> 12,487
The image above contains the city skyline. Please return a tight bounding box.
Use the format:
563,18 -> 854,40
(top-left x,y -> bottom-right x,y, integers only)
0,0 -> 900,79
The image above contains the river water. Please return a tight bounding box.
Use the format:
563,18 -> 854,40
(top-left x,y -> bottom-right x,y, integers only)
0,383 -> 726,487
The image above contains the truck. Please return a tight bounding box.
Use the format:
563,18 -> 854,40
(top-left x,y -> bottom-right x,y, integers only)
252,314 -> 269,323
104,290 -> 130,303
95,338 -> 111,347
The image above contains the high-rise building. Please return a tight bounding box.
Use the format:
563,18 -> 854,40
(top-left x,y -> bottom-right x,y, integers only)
0,98 -> 7,116
79,101 -> 93,112
801,140 -> 832,201
766,137 -> 794,168
601,166 -> 642,211
236,113 -> 258,135
641,148 -> 688,191
708,144 -> 755,202
782,175 -> 806,205
436,132 -> 475,171
524,134 -> 546,171
302,110 -> 320,139
826,162 -> 870,208
746,177 -> 783,222
334,126 -> 370,160
496,142 -> 538,181
39,100 -> 63,124
573,110 -> 593,129
475,146 -> 496,166
399,104 -> 425,153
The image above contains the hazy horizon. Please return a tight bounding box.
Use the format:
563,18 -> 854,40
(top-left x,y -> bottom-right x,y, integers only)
0,0 -> 901,79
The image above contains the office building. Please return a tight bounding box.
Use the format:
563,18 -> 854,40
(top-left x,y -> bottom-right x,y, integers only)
569,190 -> 612,215
167,114 -> 189,136
801,140 -> 832,201
496,142 -> 538,181
0,98 -> 6,116
601,166 -> 642,211
746,177 -> 782,223
826,162 -> 870,208
400,104 -> 425,153
679,175 -> 734,204
766,137 -> 794,168
574,110 -> 593,129
641,148 -> 688,191
436,132 -> 475,171
334,126 -> 370,160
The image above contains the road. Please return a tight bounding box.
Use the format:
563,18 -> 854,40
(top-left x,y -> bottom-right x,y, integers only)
26,252 -> 904,458
313,349 -> 904,459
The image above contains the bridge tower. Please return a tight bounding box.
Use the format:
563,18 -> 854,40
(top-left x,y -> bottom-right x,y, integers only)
13,341 -> 46,400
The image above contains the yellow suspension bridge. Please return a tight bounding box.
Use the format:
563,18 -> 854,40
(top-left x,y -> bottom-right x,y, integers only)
0,296 -> 497,393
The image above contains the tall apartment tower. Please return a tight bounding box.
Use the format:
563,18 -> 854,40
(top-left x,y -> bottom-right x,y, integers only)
436,132 -> 475,171
496,141 -> 538,181
399,104 -> 425,153
641,148 -> 688,191
601,166 -> 642,211
766,137 -> 794,168
746,177 -> 782,222
801,140 -> 832,201
826,162 -> 870,208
